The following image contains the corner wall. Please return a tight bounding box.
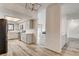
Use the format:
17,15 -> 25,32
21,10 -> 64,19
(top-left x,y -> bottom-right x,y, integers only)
45,4 -> 62,52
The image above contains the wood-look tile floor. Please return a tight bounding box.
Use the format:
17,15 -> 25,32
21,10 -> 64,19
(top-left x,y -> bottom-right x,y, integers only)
1,38 -> 79,56
61,38 -> 79,56
0,40 -> 61,56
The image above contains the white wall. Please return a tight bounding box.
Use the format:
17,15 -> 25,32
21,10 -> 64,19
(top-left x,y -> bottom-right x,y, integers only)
37,7 -> 46,46
37,8 -> 46,32
46,4 -> 62,52
60,16 -> 69,48
60,5 -> 68,48
67,19 -> 79,39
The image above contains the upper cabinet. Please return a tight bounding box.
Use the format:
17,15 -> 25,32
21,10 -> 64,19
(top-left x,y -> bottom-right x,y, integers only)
19,19 -> 36,34
27,19 -> 35,29
19,21 -> 26,33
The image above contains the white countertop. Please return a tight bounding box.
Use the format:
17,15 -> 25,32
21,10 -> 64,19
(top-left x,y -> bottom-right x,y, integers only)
26,29 -> 34,34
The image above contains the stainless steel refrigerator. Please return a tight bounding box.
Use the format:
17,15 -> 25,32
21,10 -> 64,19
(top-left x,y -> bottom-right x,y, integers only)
0,19 -> 7,54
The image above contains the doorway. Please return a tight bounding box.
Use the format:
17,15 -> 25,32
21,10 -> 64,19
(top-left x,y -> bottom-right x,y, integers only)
67,19 -> 79,51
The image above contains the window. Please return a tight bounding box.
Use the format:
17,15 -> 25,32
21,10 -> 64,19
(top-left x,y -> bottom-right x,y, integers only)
8,24 -> 14,31
20,24 -> 23,30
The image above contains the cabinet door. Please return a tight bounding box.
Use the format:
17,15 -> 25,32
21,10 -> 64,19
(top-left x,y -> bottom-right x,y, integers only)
19,22 -> 26,32
26,34 -> 33,44
27,20 -> 34,29
21,33 -> 26,43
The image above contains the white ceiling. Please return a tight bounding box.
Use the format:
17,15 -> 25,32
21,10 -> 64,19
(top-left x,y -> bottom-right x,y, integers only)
0,3 -> 28,15
0,3 -> 49,15
62,3 -> 79,19
62,3 -> 79,14
0,3 -> 50,19
2,3 -> 79,20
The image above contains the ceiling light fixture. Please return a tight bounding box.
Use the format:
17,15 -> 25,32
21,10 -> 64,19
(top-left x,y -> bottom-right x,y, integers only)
5,16 -> 21,21
25,3 -> 41,11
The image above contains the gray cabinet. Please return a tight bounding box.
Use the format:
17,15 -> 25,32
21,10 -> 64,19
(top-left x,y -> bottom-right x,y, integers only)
27,19 -> 35,29
21,33 -> 26,43
26,34 -> 33,44
19,19 -> 35,44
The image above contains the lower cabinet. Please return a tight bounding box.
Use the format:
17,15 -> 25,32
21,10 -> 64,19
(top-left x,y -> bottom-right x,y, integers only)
21,33 -> 26,43
26,34 -> 33,44
8,32 -> 19,39
21,33 -> 33,44
39,33 -> 46,47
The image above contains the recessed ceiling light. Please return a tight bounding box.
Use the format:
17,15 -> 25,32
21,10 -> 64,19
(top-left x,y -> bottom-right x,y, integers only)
5,16 -> 21,21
